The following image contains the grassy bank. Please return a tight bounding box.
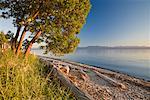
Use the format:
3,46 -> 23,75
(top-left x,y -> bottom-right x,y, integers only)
0,50 -> 75,100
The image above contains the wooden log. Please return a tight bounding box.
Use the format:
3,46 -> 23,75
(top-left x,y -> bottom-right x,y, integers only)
94,71 -> 127,89
39,56 -> 150,88
50,66 -> 94,100
40,58 -> 94,100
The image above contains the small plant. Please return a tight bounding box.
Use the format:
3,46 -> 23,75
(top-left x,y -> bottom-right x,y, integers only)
0,32 -> 7,49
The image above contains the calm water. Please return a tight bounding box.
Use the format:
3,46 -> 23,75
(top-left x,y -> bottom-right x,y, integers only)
32,48 -> 150,81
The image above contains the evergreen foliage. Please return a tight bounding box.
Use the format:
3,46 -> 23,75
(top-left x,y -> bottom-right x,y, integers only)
0,0 -> 91,56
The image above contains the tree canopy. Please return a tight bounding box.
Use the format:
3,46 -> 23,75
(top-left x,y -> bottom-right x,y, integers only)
0,0 -> 91,57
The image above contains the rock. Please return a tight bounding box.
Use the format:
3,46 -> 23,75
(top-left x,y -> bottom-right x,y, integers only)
80,72 -> 89,81
59,65 -> 70,75
119,83 -> 127,90
69,75 -> 77,83
68,75 -> 78,86
80,70 -> 90,81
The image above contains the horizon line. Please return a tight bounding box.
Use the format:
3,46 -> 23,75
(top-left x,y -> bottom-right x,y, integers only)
78,45 -> 150,48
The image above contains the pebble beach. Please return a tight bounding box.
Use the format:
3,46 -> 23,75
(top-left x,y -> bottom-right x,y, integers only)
40,56 -> 150,100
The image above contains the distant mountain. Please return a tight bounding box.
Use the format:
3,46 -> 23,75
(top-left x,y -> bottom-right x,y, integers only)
31,46 -> 150,51
78,46 -> 150,49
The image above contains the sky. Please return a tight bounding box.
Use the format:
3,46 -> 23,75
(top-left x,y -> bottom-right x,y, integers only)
79,0 -> 150,47
0,0 -> 150,47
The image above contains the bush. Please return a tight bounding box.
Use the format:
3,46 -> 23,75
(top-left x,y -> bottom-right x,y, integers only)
0,50 -> 75,100
0,32 -> 7,49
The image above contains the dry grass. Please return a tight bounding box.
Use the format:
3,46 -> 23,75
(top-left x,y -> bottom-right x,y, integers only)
0,50 -> 75,100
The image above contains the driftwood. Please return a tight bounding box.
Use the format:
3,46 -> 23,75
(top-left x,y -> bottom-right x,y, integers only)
50,58 -> 150,88
41,59 -> 94,100
52,68 -> 93,100
40,57 -> 150,88
40,57 -> 126,90
94,71 -> 126,89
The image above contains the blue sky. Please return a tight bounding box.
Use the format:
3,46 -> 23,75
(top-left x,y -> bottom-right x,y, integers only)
0,0 -> 150,47
79,0 -> 150,47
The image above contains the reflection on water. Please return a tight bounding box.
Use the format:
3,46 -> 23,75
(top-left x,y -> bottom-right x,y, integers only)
32,48 -> 150,80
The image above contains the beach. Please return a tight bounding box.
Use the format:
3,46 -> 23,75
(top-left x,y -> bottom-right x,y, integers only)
40,56 -> 150,100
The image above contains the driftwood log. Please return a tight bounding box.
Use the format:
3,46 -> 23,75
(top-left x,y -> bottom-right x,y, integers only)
39,56 -> 150,99
41,59 -> 94,100
94,71 -> 126,89
49,57 -> 150,89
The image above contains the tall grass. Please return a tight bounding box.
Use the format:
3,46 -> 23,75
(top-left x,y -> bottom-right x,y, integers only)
0,50 -> 75,100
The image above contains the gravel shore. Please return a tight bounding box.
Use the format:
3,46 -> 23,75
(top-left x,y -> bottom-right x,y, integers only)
40,56 -> 150,100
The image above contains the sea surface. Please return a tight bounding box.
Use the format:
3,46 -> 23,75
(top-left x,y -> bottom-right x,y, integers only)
32,48 -> 150,81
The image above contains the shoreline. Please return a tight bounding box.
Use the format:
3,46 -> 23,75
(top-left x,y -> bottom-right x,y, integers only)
71,62 -> 150,82
39,55 -> 149,82
39,56 -> 150,100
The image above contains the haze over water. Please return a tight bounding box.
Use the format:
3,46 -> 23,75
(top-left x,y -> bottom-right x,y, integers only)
32,48 -> 150,81
62,48 -> 150,81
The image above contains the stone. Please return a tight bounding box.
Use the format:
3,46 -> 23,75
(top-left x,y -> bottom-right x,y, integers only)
59,65 -> 70,75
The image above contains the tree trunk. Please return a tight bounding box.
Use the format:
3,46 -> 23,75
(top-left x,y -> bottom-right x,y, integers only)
11,26 -> 22,51
16,26 -> 27,56
14,26 -> 22,48
25,31 -> 42,58
15,11 -> 40,56
32,11 -> 39,19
